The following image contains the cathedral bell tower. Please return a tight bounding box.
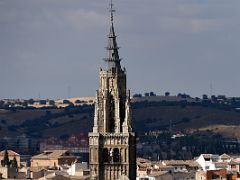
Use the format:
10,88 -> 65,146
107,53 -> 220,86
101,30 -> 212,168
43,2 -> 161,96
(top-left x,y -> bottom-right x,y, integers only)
88,1 -> 136,180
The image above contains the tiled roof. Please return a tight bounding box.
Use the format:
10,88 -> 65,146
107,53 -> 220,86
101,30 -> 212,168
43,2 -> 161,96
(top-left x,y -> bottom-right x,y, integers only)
201,154 -> 219,161
32,150 -> 70,160
137,157 -> 151,163
30,167 -> 46,172
154,162 -> 174,169
229,160 -> 239,165
149,171 -> 170,177
173,172 -> 196,179
163,160 -> 189,166
219,153 -> 231,159
214,162 -> 228,169
0,150 -> 20,156
138,167 -> 147,171
152,160 -> 200,169
185,160 -> 200,167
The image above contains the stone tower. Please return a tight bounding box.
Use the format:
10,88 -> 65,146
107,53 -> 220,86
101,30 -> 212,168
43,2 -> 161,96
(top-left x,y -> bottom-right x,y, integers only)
88,2 -> 136,180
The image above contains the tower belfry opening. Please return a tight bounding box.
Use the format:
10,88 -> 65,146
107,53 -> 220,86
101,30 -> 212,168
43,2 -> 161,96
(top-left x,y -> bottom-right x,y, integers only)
88,1 -> 136,179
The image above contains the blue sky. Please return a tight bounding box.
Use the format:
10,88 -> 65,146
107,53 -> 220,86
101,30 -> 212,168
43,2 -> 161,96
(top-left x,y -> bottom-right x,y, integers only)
0,0 -> 240,99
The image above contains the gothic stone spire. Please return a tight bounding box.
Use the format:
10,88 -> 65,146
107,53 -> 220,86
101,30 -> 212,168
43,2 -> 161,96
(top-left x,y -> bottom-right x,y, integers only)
104,0 -> 121,71
89,1 -> 136,179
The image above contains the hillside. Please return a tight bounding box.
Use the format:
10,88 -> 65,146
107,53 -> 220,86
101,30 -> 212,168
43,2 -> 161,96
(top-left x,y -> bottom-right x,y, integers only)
132,105 -> 240,138
1,97 -> 240,139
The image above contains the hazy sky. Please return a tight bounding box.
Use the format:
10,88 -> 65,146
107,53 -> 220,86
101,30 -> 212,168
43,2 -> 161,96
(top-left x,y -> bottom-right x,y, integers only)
1,0 -> 240,99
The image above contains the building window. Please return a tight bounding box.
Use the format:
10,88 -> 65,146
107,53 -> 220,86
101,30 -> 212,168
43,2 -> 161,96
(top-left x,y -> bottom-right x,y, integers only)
109,95 -> 115,133
103,148 -> 109,163
113,148 -> 120,162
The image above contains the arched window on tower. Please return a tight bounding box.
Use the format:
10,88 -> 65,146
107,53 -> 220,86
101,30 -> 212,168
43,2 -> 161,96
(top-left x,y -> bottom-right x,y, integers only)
113,148 -> 120,163
120,98 -> 125,132
103,148 -> 109,163
109,95 -> 115,132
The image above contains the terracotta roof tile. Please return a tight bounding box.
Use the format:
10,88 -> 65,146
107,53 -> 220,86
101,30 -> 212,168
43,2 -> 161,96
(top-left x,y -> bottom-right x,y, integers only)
0,150 -> 20,156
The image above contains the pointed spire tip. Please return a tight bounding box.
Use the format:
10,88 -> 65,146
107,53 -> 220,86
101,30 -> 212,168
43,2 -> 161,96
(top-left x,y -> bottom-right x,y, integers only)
110,0 -> 115,24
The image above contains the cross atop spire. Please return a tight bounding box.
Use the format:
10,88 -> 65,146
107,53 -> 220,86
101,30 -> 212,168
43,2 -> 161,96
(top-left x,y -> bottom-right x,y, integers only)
110,0 -> 115,24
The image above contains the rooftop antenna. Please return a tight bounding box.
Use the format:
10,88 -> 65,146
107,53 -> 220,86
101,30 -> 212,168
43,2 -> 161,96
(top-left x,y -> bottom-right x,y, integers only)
210,83 -> 213,97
